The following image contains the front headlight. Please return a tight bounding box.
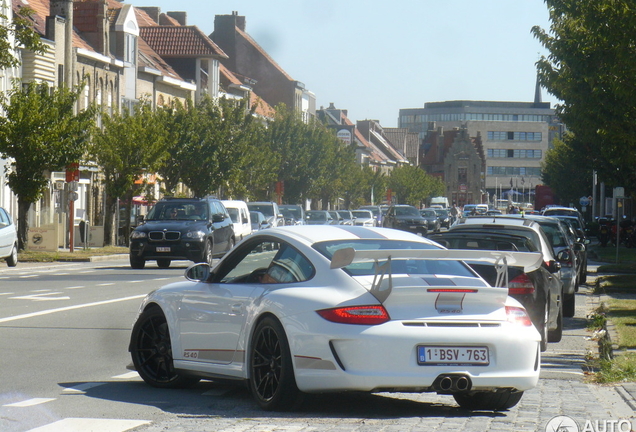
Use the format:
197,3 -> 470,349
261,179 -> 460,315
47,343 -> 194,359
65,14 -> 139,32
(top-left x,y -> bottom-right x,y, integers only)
130,231 -> 147,239
186,230 -> 206,239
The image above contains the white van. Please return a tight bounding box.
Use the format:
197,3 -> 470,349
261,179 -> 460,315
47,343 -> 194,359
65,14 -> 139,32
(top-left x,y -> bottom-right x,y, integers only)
222,200 -> 252,241
429,196 -> 450,208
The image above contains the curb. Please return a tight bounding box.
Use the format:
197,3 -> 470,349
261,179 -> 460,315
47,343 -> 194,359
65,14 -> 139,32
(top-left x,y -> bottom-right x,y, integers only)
19,254 -> 128,263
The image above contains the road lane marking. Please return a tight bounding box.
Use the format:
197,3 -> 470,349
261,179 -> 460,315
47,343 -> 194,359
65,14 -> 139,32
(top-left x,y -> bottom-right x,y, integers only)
153,277 -> 170,281
9,293 -> 71,301
97,283 -> 115,286
61,383 -> 105,394
0,292 -> 14,295
65,286 -> 85,290
128,280 -> 143,283
3,398 -> 56,407
112,371 -> 140,379
32,289 -> 52,292
25,418 -> 150,431
18,275 -> 38,279
0,294 -> 146,323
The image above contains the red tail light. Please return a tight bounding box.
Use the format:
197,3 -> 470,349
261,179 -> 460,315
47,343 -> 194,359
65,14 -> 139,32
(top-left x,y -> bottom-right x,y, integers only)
317,305 -> 390,325
505,306 -> 533,326
508,273 -> 535,295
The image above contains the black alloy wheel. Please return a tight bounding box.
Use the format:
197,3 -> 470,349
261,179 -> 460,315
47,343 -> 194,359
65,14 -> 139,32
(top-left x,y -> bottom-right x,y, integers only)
563,292 -> 575,318
130,307 -> 199,388
539,299 -> 549,352
249,317 -> 302,410
202,240 -> 213,265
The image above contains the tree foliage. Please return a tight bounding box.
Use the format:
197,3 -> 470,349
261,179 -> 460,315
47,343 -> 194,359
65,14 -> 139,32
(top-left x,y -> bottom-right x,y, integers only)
90,101 -> 167,245
387,165 -> 445,207
0,82 -> 95,250
541,133 -> 592,206
532,0 -> 636,192
0,6 -> 47,69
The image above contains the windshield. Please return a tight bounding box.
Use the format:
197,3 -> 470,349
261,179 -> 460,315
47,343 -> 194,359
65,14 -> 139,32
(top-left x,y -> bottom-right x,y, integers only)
420,210 -> 437,217
395,206 -> 420,217
360,207 -> 379,217
280,207 -> 302,219
248,204 -> 274,217
337,211 -> 352,219
313,239 -> 474,277
352,211 -> 372,218
307,211 -> 328,221
146,202 -> 208,221
227,208 -> 239,223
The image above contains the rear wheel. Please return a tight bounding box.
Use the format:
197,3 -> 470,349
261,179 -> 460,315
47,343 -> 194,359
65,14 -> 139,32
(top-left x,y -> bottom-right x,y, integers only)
248,316 -> 302,411
130,255 -> 145,269
548,300 -> 563,343
563,292 -> 575,318
6,244 -> 17,267
539,300 -> 549,352
454,390 -> 523,411
130,307 -> 200,388
157,258 -> 171,269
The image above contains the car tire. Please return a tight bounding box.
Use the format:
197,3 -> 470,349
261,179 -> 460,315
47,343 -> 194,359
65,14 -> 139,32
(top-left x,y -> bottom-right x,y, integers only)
201,240 -> 213,265
226,237 -> 235,254
563,292 -> 575,318
548,301 -> 563,343
130,306 -> 200,388
248,316 -> 303,411
157,259 -> 171,269
539,300 -> 549,352
6,243 -> 17,267
453,390 -> 524,411
130,255 -> 146,269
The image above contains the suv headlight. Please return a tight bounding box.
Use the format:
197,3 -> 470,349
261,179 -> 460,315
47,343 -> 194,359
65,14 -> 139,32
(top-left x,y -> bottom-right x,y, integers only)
130,231 -> 147,239
186,230 -> 206,239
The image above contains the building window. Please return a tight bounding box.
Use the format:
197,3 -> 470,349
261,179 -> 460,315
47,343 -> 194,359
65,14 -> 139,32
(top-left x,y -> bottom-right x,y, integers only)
487,166 -> 542,176
487,149 -> 542,158
458,167 -> 467,184
487,131 -> 542,141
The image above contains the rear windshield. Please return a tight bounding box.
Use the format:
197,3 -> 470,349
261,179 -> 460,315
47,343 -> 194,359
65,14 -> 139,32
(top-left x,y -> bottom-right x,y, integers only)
313,239 -> 474,277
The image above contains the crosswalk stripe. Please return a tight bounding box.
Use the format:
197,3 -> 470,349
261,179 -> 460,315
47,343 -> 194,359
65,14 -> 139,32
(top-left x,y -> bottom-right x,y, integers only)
26,418 -> 150,432
3,398 -> 56,407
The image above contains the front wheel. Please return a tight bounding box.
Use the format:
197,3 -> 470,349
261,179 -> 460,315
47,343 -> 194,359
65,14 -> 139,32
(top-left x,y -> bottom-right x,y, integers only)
563,292 -> 575,318
453,390 -> 523,411
130,255 -> 146,269
201,240 -> 213,266
548,300 -> 563,343
130,307 -> 200,388
248,316 -> 302,411
6,244 -> 17,267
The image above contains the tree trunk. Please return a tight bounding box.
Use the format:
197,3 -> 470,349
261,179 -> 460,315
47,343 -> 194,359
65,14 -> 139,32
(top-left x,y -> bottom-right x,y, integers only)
103,194 -> 117,246
16,198 -> 32,251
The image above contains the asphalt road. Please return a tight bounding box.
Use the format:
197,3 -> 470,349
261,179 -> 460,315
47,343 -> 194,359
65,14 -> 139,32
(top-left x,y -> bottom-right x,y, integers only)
0,258 -> 633,432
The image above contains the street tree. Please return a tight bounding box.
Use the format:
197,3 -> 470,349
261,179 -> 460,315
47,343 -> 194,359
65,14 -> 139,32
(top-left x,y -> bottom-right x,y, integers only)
0,82 -> 95,250
532,0 -> 636,192
387,165 -> 445,207
0,6 -> 46,69
541,133 -> 592,207
90,101 -> 167,245
175,96 -> 256,198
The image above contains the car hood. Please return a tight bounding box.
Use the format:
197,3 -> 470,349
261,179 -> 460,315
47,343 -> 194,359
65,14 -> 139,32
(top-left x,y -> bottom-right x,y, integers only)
135,220 -> 209,232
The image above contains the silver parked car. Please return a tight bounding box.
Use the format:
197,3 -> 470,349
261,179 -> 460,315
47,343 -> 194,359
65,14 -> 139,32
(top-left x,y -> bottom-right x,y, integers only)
0,207 -> 18,267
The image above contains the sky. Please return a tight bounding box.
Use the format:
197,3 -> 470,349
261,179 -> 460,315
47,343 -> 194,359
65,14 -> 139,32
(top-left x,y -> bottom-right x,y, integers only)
128,0 -> 557,128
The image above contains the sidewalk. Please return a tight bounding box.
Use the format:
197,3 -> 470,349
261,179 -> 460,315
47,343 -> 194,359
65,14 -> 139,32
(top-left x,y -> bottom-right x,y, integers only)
586,260 -> 636,411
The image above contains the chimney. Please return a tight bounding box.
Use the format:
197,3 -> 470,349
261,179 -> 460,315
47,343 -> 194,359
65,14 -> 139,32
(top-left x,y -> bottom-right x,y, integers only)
138,7 -> 161,24
167,11 -> 187,26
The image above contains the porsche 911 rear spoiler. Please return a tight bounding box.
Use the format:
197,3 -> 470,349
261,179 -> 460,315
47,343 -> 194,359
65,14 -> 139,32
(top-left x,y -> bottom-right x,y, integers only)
330,248 -> 543,302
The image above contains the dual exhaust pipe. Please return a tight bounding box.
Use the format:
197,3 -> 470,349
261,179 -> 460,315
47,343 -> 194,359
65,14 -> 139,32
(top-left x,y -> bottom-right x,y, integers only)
432,374 -> 472,393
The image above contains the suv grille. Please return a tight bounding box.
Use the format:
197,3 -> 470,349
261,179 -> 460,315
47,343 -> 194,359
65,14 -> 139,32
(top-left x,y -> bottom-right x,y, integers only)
149,231 -> 181,241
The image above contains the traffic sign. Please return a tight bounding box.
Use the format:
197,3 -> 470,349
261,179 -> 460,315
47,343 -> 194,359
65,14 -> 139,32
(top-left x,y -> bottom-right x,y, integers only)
579,196 -> 590,206
69,191 -> 79,201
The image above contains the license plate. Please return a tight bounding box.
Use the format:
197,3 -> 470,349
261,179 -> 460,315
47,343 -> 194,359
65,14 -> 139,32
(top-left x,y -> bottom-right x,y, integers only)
156,246 -> 170,252
417,346 -> 489,365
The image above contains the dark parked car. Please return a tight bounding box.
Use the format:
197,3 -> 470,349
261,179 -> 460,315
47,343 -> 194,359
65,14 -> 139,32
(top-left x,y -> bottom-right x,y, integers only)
336,210 -> 355,226
247,202 -> 284,227
419,208 -> 441,232
129,197 -> 235,269
382,205 -> 428,235
447,216 -> 568,348
551,215 -> 590,285
433,208 -> 452,229
428,230 -> 562,351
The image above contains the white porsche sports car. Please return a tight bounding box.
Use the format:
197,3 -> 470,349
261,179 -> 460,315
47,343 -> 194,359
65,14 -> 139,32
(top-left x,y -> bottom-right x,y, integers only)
129,225 -> 542,411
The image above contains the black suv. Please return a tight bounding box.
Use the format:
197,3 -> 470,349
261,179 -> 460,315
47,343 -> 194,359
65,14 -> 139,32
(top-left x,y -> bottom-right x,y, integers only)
382,204 -> 428,235
129,197 -> 234,269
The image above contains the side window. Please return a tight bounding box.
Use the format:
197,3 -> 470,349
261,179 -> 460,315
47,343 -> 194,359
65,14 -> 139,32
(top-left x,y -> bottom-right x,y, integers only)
217,241 -> 314,284
0,208 -> 8,225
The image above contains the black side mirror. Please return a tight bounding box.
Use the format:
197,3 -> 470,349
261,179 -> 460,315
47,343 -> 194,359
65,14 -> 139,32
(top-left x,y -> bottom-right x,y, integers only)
212,213 -> 224,223
546,259 -> 562,273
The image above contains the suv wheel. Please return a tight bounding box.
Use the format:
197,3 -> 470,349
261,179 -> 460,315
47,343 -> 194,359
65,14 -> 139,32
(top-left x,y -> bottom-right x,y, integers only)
201,240 -> 213,265
130,255 -> 146,269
